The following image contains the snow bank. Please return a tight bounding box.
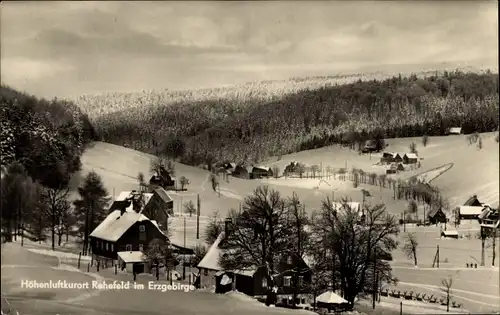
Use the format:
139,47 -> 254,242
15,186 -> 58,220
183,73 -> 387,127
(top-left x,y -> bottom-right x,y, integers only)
27,248 -> 91,261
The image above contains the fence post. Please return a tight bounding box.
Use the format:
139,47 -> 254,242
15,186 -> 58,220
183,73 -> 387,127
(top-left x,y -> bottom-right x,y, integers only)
115,264 -> 117,275
77,252 -> 81,269
400,301 -> 403,315
97,260 -> 100,272
87,263 -> 90,272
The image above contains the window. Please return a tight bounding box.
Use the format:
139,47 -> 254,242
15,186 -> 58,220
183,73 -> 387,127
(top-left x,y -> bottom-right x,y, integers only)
287,256 -> 293,265
126,244 -> 132,251
262,277 -> 267,288
96,241 -> 99,249
283,276 -> 291,287
110,244 -> 114,252
139,225 -> 145,232
298,276 -> 304,287
139,244 -> 144,252
204,268 -> 208,276
105,243 -> 109,251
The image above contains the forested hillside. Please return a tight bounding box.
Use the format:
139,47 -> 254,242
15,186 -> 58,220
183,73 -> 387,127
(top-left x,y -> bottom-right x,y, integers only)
0,86 -> 96,188
87,70 -> 498,168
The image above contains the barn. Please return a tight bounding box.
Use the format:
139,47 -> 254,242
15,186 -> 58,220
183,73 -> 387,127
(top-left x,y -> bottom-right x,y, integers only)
427,208 -> 447,224
403,153 -> 418,164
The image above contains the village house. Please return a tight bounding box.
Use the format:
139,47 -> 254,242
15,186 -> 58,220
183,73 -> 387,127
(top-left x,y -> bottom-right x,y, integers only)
252,165 -> 273,178
403,153 -> 418,164
458,206 -> 485,220
89,206 -> 168,273
427,208 -> 447,224
231,165 -> 251,179
284,161 -> 300,176
478,207 -> 500,229
362,140 -> 377,153
331,202 -> 365,224
381,152 -> 402,164
197,226 -> 312,298
441,230 -> 459,239
148,166 -> 176,190
386,162 -> 404,174
448,127 -> 462,135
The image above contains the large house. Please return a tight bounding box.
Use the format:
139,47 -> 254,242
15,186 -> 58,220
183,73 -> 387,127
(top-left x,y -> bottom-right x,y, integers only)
197,231 -> 312,298
89,207 -> 168,264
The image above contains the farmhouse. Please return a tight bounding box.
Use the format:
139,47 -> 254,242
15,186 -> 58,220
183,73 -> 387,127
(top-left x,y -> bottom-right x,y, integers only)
284,161 -> 301,175
252,166 -> 273,178
448,127 -> 462,135
89,207 -> 168,263
231,165 -> 250,179
403,153 -> 418,164
381,152 -> 402,164
459,206 -> 485,220
427,208 -> 447,224
149,166 -> 175,190
386,162 -> 404,174
362,140 -> 377,153
197,229 -> 312,297
478,207 -> 500,229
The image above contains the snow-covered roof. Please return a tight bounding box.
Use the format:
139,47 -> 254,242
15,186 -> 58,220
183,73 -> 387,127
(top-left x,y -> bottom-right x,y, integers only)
449,127 -> 462,134
197,232 -> 225,271
332,202 -> 361,212
316,291 -> 348,304
405,153 -> 418,159
117,251 -> 145,263
90,209 -> 166,242
459,206 -> 485,216
254,165 -> 270,171
441,230 -> 459,236
154,187 -> 173,203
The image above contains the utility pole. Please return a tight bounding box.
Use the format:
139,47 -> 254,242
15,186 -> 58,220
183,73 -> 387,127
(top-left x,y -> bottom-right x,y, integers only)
196,194 -> 200,239
437,245 -> 440,268
403,210 -> 406,232
183,216 -> 186,280
372,248 -> 377,309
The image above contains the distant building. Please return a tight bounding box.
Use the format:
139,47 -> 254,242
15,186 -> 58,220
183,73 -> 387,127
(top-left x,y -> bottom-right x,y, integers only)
149,166 -> 175,190
232,165 -> 250,179
362,140 -> 378,153
441,230 -> 459,239
403,153 -> 418,164
459,206 -> 485,220
427,208 -> 447,224
252,166 -> 273,178
381,152 -> 402,164
386,162 -> 405,174
448,127 -> 462,135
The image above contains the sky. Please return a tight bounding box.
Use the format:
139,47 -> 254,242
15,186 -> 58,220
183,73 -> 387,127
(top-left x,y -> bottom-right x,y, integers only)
1,1 -> 498,98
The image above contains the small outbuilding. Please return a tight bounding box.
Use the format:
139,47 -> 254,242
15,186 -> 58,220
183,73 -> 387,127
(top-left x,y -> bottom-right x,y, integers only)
403,153 -> 418,164
448,127 -> 462,135
428,208 -> 447,224
441,230 -> 459,239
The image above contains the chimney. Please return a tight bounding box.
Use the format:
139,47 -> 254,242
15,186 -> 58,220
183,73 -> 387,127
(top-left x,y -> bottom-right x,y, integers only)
120,207 -> 126,216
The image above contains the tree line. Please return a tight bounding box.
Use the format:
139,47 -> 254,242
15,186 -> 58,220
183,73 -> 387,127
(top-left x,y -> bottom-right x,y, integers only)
89,70 -> 498,168
0,85 -> 101,250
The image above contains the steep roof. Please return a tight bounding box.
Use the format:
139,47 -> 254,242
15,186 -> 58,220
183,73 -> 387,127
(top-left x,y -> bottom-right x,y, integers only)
405,153 -> 418,159
154,187 -> 173,203
90,209 -> 166,242
117,251 -> 145,263
463,195 -> 482,206
428,208 -> 444,218
197,232 -> 226,271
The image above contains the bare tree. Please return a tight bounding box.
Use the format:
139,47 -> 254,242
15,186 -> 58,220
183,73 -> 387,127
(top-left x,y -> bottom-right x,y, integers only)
286,192 -> 310,307
183,200 -> 196,217
440,276 -> 453,312
204,211 -> 223,245
325,166 -> 332,179
41,186 -> 70,250
311,165 -> 319,179
402,233 -> 419,266
422,135 -> 429,147
409,142 -> 418,154
179,176 -> 190,191
137,172 -> 148,193
297,163 -> 306,179
272,165 -> 280,179
477,136 -> 483,150
219,186 -> 290,306
143,238 -> 177,281
149,156 -> 175,176
407,200 -> 418,220
311,198 -> 399,304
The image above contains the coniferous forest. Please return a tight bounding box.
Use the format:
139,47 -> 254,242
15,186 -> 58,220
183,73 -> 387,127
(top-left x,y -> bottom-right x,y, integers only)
86,70 -> 499,168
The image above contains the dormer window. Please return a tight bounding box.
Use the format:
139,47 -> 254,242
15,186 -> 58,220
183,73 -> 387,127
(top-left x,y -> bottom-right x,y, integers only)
287,256 -> 293,265
139,225 -> 145,232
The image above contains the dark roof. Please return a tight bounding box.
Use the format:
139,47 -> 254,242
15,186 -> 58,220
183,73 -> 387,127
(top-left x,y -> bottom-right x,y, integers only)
428,208 -> 445,218
154,187 -> 173,203
463,195 -> 482,206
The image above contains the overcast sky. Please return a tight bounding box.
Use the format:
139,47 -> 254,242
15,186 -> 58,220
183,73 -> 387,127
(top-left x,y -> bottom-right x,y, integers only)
1,1 -> 498,98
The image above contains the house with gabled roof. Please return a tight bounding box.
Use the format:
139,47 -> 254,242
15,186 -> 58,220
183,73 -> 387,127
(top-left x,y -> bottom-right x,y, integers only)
197,228 -> 312,297
403,153 -> 418,164
459,206 -> 485,220
448,127 -> 462,135
463,195 -> 483,207
381,152 -> 403,164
